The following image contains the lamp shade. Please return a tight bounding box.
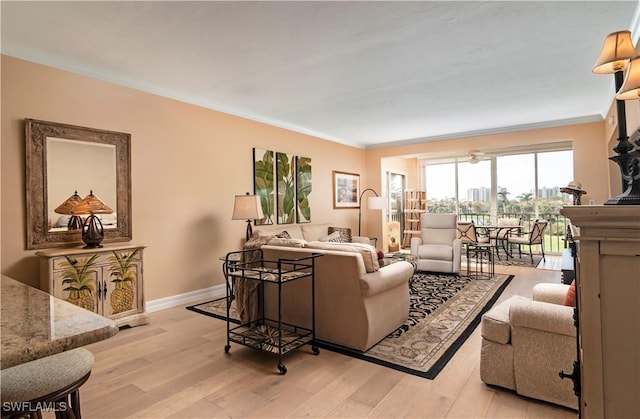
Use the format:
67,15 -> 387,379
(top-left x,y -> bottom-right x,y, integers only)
593,30 -> 636,74
71,191 -> 113,215
367,196 -> 388,210
54,191 -> 83,214
231,194 -> 264,220
616,55 -> 640,100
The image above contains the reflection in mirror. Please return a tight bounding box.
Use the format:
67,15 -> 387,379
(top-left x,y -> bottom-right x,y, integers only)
46,138 -> 117,232
26,119 -> 131,250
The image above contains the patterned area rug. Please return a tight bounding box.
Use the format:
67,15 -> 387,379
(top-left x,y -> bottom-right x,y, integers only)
186,272 -> 513,379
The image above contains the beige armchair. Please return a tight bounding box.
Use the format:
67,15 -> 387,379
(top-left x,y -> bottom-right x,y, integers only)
410,213 -> 462,273
480,283 -> 578,410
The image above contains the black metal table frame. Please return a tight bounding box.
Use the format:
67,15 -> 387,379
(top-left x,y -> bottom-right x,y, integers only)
466,243 -> 495,279
477,225 -> 522,260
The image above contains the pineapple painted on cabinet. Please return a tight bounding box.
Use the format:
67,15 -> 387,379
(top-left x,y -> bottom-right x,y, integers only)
37,244 -> 150,328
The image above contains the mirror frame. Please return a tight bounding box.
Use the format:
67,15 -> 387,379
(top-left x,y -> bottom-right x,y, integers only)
26,119 -> 132,249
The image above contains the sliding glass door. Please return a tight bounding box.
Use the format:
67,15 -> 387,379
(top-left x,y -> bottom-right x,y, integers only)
421,148 -> 574,253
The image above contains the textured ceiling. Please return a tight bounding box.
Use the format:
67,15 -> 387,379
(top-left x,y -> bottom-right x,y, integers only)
2,1 -> 639,148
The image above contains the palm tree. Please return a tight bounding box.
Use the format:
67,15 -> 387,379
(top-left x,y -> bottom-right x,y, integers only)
517,192 -> 533,202
497,190 -> 510,214
516,192 -> 534,214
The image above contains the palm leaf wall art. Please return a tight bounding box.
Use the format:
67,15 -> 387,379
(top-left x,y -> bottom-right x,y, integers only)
296,156 -> 312,223
253,148 -> 274,225
276,152 -> 296,224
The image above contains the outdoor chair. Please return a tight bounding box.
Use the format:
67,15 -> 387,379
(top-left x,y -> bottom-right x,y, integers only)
457,220 -> 490,246
508,219 -> 549,264
487,217 -> 522,258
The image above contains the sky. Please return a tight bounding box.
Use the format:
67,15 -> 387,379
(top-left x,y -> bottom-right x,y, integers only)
425,150 -> 574,200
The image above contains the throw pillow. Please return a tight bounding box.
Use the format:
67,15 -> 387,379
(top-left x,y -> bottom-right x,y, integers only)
563,280 -> 576,306
328,226 -> 352,243
319,231 -> 342,242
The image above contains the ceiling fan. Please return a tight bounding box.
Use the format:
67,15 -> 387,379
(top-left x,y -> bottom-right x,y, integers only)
467,151 -> 485,164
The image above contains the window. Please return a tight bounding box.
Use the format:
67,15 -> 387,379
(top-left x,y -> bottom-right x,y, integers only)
458,160 -> 491,215
420,146 -> 573,253
425,164 -> 456,212
496,154 -> 535,216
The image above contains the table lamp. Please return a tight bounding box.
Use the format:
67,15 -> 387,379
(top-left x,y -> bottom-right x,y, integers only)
232,192 -> 264,241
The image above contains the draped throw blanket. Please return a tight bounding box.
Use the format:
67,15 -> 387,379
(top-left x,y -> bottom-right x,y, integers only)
235,236 -> 271,324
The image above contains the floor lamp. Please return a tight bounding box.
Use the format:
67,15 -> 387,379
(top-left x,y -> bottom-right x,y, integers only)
358,188 -> 387,236
592,30 -> 640,205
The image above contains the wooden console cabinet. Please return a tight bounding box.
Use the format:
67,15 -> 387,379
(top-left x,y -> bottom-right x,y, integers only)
560,206 -> 640,419
37,244 -> 150,328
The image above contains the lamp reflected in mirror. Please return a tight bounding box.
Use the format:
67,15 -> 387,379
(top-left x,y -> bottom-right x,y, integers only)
72,190 -> 114,248
54,191 -> 83,230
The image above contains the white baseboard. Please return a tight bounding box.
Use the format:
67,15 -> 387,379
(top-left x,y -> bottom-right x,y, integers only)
146,284 -> 226,313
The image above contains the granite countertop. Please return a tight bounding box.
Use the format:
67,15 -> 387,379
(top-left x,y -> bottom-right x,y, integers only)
1,275 -> 118,369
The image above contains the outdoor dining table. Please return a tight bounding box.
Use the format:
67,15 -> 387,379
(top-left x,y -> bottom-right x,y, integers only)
476,225 -> 523,260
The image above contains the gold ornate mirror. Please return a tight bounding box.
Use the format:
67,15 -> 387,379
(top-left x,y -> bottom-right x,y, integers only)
26,119 -> 132,249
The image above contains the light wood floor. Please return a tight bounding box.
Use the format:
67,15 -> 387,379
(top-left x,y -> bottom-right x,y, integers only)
73,257 -> 576,418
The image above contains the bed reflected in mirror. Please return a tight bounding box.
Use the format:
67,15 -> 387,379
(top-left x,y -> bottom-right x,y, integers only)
46,137 -> 117,232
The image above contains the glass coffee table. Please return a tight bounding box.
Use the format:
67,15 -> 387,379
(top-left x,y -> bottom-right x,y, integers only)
380,252 -> 418,272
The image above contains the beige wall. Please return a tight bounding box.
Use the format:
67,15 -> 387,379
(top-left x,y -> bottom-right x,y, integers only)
1,56 -> 366,299
1,54 -> 629,301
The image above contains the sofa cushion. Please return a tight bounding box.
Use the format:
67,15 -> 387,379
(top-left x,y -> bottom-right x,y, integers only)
306,241 -> 379,273
481,295 -> 529,344
300,223 -> 331,242
417,244 -> 452,261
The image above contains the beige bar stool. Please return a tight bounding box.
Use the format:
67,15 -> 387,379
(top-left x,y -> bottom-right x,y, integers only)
1,348 -> 94,419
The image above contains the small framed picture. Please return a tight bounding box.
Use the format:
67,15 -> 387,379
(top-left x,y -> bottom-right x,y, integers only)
333,171 -> 360,209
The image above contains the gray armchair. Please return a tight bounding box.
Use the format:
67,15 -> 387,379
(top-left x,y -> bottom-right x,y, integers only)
410,213 -> 462,273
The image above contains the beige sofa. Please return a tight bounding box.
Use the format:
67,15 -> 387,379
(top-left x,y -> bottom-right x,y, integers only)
480,283 -> 578,410
251,223 -> 413,351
